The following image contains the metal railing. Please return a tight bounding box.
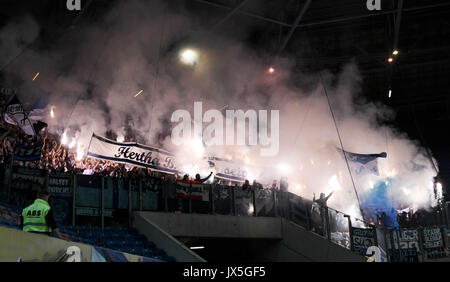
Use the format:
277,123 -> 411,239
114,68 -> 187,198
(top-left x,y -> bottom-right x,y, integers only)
2,166 -> 450,261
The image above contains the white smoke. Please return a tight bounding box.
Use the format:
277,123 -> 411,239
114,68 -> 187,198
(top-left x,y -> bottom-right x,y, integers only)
0,0 -> 438,218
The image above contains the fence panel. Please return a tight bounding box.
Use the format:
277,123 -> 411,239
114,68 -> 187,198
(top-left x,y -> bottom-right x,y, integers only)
141,177 -> 164,211
255,188 -> 275,217
328,209 -> 350,249
288,193 -> 310,229
235,188 -> 254,216
48,172 -> 72,226
213,185 -> 232,215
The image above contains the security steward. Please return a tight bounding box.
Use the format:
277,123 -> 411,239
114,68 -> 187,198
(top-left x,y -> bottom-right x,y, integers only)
20,190 -> 70,240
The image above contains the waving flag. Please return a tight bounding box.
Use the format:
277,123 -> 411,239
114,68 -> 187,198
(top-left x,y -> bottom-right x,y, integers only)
4,95 -> 47,136
337,148 -> 387,176
5,95 -> 36,136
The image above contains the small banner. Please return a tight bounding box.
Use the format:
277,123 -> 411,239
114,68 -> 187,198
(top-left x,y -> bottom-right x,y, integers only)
207,156 -> 247,182
351,227 -> 377,255
176,181 -> 209,201
13,141 -> 42,161
398,229 -> 421,253
48,173 -> 72,225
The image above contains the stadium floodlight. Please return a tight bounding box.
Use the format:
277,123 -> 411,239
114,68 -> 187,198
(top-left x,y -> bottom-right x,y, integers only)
179,48 -> 199,66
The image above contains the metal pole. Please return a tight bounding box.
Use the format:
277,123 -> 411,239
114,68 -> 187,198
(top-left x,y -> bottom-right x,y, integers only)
210,184 -> 215,215
325,207 -> 331,240
139,179 -> 142,211
6,155 -> 13,204
273,190 -> 278,217
72,174 -> 76,226
344,215 -> 353,251
305,199 -> 312,231
252,188 -> 257,217
446,202 -> 450,229
393,0 -> 404,51
232,187 -> 236,216
383,228 -> 390,262
101,177 -> 104,231
211,0 -> 250,31
128,179 -> 132,227
164,181 -> 168,212
418,228 -> 426,261
278,0 -> 312,53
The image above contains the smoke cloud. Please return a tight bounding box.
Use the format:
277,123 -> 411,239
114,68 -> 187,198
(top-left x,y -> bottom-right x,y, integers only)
0,0 -> 438,219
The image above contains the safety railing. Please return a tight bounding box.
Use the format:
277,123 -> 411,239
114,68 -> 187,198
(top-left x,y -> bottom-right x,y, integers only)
2,166 -> 450,261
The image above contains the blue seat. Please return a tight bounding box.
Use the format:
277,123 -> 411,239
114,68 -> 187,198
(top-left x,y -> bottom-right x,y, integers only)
122,233 -> 133,240
127,228 -> 138,235
165,256 -> 176,262
144,241 -> 156,249
133,241 -> 144,248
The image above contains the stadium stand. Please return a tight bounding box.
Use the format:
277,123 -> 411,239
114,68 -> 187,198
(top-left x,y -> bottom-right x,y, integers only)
0,201 -> 175,262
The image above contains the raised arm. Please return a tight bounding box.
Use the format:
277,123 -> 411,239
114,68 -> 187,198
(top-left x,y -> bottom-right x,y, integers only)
200,172 -> 213,183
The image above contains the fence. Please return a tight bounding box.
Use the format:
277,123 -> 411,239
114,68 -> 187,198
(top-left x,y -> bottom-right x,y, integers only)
1,165 -> 449,261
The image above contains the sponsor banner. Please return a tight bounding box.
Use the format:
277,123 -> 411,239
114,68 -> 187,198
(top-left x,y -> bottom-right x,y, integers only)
351,227 -> 377,255
175,181 -> 209,201
48,173 -> 72,225
87,134 -> 179,174
13,141 -> 42,161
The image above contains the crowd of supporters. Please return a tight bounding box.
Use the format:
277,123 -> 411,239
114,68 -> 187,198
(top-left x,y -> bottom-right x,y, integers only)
0,93 -> 446,230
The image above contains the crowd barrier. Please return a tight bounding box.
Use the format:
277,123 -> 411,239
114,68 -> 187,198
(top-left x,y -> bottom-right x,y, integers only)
2,165 -> 450,261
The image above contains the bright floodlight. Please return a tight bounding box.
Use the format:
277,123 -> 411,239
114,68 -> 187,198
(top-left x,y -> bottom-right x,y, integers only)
268,67 -> 275,74
393,50 -> 399,56
179,49 -> 199,66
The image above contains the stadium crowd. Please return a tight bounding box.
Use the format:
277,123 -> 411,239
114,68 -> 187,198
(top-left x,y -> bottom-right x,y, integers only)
0,93 -> 445,230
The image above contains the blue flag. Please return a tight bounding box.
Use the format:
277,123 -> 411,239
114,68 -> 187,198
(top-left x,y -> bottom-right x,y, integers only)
337,148 -> 387,176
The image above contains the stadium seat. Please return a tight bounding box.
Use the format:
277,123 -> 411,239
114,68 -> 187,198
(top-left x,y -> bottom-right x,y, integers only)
144,241 -> 156,249
165,256 -> 176,262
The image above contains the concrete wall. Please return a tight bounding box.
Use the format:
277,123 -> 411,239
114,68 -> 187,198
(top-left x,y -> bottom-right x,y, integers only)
0,226 -> 92,262
133,212 -> 206,262
0,226 -> 152,262
135,212 -> 366,262
136,212 -> 282,239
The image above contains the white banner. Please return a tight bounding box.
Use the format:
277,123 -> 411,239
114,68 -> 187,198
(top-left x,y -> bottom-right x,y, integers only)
88,133 -> 253,182
87,134 -> 179,174
176,181 -> 209,201
207,156 -> 247,182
